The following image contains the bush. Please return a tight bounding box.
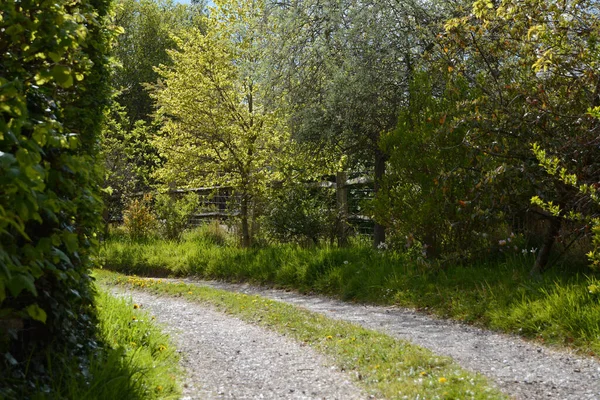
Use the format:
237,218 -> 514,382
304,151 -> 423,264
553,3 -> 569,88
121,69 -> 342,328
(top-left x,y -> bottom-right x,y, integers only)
154,192 -> 199,240
192,220 -> 230,246
123,194 -> 157,240
264,184 -> 336,245
375,72 -> 505,261
0,0 -> 112,394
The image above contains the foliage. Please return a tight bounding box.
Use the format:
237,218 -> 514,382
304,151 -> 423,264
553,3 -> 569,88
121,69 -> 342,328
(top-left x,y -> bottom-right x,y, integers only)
152,0 -> 289,247
154,192 -> 200,240
101,102 -> 158,222
266,0 -> 459,245
436,0 -> 600,271
99,270 -> 508,399
193,220 -> 231,247
377,71 -> 503,260
111,0 -> 205,124
0,0 -> 112,393
532,136 -> 600,270
264,183 -> 336,246
123,194 -> 157,241
103,0 -> 206,224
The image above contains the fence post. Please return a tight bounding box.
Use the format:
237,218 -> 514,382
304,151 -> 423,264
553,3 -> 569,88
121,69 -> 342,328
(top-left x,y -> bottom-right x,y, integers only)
336,171 -> 348,247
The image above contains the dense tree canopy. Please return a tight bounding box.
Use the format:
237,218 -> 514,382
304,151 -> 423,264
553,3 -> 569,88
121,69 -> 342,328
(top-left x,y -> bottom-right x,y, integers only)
107,0 -> 600,266
102,0 -> 205,222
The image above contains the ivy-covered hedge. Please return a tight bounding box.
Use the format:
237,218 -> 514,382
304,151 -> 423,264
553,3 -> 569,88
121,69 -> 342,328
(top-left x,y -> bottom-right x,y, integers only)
0,0 -> 112,395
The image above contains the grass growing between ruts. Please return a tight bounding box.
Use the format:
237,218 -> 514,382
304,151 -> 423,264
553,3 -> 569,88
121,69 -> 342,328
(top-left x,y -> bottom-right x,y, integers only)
96,269 -> 508,400
99,227 -> 600,356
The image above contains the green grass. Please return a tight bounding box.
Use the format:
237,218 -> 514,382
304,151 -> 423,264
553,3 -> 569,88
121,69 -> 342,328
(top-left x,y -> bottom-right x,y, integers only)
8,289 -> 182,400
96,269 -> 508,400
99,227 -> 600,356
87,289 -> 181,399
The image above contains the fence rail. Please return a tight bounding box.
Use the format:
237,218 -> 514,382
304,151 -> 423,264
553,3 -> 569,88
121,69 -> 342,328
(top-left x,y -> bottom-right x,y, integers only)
112,172 -> 376,237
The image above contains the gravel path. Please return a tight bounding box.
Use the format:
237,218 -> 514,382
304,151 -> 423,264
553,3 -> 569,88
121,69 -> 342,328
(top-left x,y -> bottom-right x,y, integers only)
169,278 -> 600,400
112,288 -> 367,400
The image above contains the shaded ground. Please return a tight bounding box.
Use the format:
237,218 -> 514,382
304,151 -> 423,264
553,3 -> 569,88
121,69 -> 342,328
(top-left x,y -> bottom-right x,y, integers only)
175,279 -> 600,400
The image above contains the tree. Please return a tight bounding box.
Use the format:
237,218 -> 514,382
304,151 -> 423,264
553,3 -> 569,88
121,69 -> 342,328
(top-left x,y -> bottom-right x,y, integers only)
437,0 -> 600,272
0,0 -> 112,394
265,0 -> 455,246
112,0 -> 205,125
103,0 -> 206,223
153,0 -> 289,247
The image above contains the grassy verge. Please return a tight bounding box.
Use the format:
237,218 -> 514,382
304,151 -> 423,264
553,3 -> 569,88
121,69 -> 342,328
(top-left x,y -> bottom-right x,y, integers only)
88,289 -> 181,399
96,269 -> 507,399
29,289 -> 182,400
99,229 -> 600,356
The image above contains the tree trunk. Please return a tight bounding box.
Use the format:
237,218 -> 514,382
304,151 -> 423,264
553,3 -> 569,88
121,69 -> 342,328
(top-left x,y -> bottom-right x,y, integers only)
240,193 -> 251,248
373,148 -> 387,248
530,217 -> 561,276
336,171 -> 348,247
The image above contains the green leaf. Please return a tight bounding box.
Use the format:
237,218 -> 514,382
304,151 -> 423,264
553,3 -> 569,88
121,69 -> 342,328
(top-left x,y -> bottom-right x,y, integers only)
34,70 -> 52,86
51,65 -> 74,88
63,232 -> 79,253
48,52 -> 61,63
0,151 -> 17,169
26,303 -> 47,323
0,280 -> 5,303
7,274 -> 37,297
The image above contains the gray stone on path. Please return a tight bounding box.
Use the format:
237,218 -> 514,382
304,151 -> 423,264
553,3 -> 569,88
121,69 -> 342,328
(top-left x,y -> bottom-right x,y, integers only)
112,288 -> 367,400
179,279 -> 600,400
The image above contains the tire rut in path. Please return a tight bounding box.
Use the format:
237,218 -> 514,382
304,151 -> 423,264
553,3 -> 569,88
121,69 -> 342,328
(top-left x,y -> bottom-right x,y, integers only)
172,279 -> 600,400
111,288 -> 367,400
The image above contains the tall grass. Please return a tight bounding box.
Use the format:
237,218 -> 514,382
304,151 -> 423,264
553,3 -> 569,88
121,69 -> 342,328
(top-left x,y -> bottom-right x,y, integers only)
100,226 -> 600,355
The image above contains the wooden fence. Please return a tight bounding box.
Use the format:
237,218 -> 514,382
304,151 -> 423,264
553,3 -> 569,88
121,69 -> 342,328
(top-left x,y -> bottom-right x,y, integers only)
112,172 -> 375,237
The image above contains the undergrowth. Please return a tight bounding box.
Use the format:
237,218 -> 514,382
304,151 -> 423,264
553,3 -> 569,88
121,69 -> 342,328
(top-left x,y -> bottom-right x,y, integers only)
99,226 -> 600,356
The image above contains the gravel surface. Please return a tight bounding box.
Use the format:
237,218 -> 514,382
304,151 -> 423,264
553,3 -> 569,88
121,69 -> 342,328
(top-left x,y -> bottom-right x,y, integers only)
111,288 -> 367,400
170,279 -> 600,400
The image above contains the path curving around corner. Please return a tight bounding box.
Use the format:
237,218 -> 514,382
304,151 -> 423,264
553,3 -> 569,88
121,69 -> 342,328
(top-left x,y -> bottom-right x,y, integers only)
111,288 -> 368,400
172,278 -> 600,400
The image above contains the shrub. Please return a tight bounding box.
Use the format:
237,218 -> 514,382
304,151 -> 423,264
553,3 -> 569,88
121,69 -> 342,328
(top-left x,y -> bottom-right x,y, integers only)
123,194 -> 157,240
264,184 -> 336,245
0,0 -> 112,394
154,192 -> 200,240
